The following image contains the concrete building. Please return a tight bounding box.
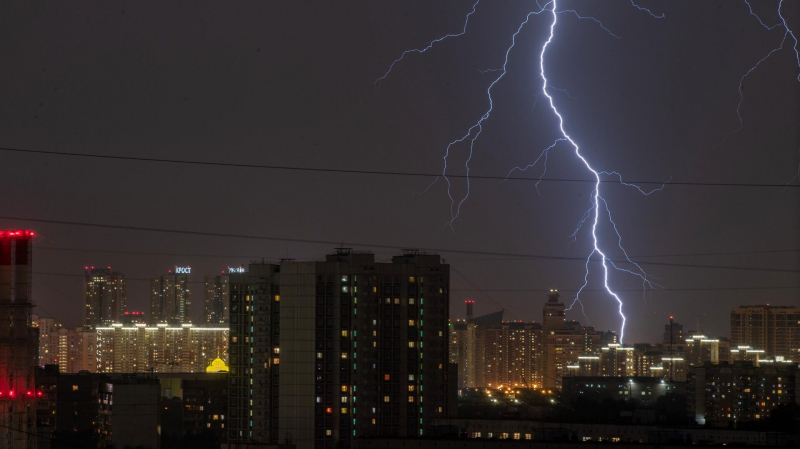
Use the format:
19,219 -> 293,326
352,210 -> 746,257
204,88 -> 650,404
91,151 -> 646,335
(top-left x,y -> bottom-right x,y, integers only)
450,302 -> 543,390
204,273 -> 230,325
0,229 -> 38,449
688,361 -> 799,427
227,262 -> 282,444
33,315 -> 62,366
150,267 -> 192,324
540,291 -> 601,389
84,267 -> 127,328
55,327 -> 97,373
731,305 -> 800,360
277,249 -> 453,449
96,324 -> 228,373
600,344 -> 635,377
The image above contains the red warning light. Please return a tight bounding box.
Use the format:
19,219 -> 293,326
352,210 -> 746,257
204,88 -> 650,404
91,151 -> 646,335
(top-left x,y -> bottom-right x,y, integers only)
37,391 -> 43,397
326,408 -> 332,414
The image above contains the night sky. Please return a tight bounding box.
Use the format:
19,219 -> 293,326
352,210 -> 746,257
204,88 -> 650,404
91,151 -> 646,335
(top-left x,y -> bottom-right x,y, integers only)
1,1 -> 798,343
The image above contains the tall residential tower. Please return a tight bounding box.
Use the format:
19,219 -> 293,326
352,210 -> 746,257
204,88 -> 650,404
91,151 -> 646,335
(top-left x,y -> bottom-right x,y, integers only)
84,267 -> 127,328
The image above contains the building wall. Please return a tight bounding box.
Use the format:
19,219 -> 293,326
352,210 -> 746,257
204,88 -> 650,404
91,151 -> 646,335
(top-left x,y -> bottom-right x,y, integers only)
688,361 -> 799,427
204,274 -> 230,325
111,381 -> 161,449
228,263 -> 281,444
96,325 -> 228,373
731,305 -> 800,359
84,268 -> 127,328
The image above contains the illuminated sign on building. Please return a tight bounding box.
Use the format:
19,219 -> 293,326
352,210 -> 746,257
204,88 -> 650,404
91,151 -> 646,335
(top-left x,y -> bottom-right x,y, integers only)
175,266 -> 191,274
228,266 -> 245,273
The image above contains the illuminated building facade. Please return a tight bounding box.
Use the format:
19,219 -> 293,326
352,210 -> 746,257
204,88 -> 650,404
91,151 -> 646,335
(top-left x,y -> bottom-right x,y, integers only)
55,327 -> 97,373
150,267 -> 192,324
33,315 -> 62,366
600,344 -> 635,377
0,230 -> 38,449
540,290 -> 600,389
203,274 -> 230,325
688,361 -> 799,426
84,267 -> 127,328
730,305 -> 800,360
95,324 -> 227,373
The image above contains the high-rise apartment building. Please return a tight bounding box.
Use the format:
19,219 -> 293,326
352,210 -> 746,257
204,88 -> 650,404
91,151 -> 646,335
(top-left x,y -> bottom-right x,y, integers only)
226,250 -> 453,449
279,250 -> 453,449
227,262 -> 281,444
0,230 -> 38,449
150,267 -> 192,324
84,267 -> 127,328
55,327 -> 97,373
540,291 -> 600,389
34,315 -> 62,366
96,324 -> 227,373
730,305 -> 800,359
449,305 -> 543,389
203,274 -> 229,325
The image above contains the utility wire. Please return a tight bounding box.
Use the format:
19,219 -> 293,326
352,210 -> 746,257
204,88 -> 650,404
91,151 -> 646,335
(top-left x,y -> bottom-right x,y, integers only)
2,146 -> 799,189
34,244 -> 800,261
3,215 -> 798,274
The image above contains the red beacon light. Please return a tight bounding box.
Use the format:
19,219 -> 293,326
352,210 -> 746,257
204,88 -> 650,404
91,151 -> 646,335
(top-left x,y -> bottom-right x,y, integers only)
37,391 -> 43,398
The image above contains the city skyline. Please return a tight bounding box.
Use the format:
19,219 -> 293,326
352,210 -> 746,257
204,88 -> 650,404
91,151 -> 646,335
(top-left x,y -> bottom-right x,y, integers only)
0,1 -> 797,344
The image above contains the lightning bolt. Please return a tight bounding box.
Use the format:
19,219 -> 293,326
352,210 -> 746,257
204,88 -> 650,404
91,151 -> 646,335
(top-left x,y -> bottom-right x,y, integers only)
721,0 -> 800,144
378,1 -> 666,343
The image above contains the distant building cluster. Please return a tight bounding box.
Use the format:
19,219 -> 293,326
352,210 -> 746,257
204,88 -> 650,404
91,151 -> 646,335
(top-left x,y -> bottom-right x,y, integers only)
3,229 -> 800,449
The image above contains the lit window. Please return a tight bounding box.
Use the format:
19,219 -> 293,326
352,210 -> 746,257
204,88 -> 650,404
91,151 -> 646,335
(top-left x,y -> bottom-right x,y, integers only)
437,407 -> 443,413
408,374 -> 415,381
371,418 -> 376,424
72,385 -> 78,391
341,330 -> 348,337
408,298 -> 415,305
383,396 -> 390,403
213,415 -> 219,420
513,433 -> 520,440
341,353 -> 348,359
232,336 -> 238,343
384,374 -> 390,381
316,397 -> 322,403
273,347 -> 280,354
317,352 -> 323,359
341,275 -> 348,283
408,342 -> 415,348
408,396 -> 414,403
340,397 -> 348,403
341,408 -> 348,414
408,385 -> 415,392
525,434 -> 532,440
274,295 -> 280,302
326,429 -> 332,436
408,320 -> 415,326
273,358 -> 280,365
341,385 -> 348,392
394,298 -> 400,305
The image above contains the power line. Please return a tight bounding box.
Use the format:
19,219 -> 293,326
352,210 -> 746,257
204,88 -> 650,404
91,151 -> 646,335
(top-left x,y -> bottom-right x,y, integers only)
3,214 -> 798,274
2,146 -> 799,189
34,244 -> 800,261
451,286 -> 800,293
